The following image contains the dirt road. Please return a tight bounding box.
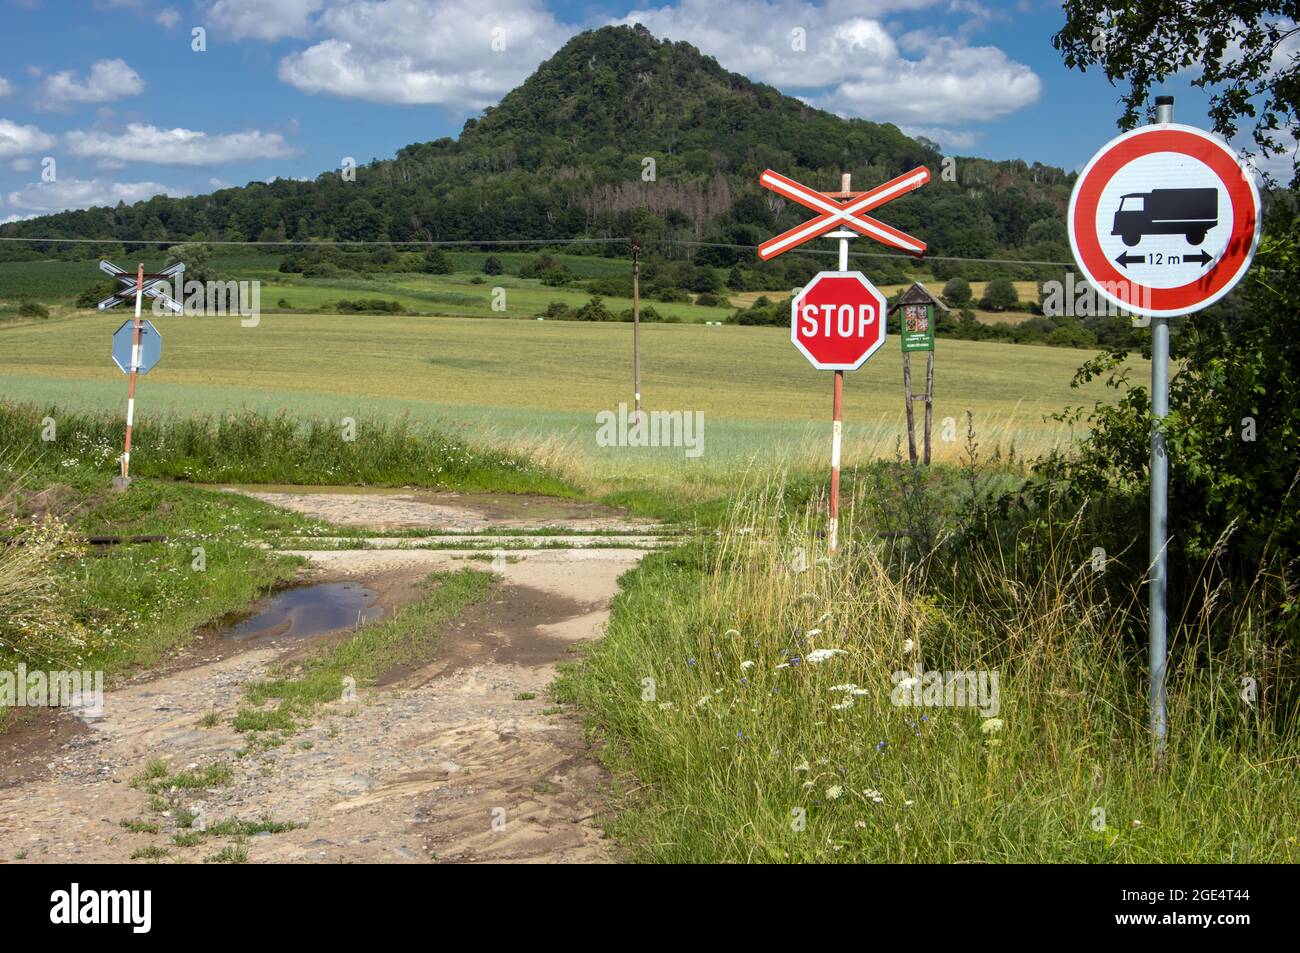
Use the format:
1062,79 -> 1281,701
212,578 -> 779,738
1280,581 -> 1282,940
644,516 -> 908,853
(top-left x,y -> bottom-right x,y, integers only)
0,489 -> 665,864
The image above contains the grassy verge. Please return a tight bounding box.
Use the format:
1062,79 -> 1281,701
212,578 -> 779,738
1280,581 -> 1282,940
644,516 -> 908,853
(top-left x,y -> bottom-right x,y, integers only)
555,487 -> 1300,863
234,568 -> 495,734
0,401 -> 578,495
1,466 -> 316,721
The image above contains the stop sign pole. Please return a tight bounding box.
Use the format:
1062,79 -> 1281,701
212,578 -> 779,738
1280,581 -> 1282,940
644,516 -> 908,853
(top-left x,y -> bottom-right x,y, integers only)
98,260 -> 182,485
122,265 -> 144,482
760,167 -> 929,551
828,176 -> 853,552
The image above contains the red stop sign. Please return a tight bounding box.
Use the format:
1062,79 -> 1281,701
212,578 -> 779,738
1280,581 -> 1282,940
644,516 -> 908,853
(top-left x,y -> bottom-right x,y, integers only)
790,271 -> 888,370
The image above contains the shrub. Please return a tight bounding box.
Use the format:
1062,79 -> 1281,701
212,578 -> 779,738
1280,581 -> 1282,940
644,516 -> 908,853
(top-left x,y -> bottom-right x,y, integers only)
575,296 -> 614,322
979,277 -> 1019,311
420,248 -> 452,274
942,277 -> 972,306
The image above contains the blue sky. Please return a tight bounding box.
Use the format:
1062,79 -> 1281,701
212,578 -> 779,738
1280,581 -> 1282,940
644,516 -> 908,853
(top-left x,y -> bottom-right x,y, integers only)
0,0 -> 1229,223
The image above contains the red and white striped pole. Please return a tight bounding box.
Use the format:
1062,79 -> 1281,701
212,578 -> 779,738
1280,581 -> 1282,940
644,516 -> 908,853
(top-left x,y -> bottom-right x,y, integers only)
827,173 -> 852,553
120,263 -> 144,481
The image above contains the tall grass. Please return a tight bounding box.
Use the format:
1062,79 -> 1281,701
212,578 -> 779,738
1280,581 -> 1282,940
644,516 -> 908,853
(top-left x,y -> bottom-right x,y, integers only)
0,401 -> 578,495
557,478 -> 1299,862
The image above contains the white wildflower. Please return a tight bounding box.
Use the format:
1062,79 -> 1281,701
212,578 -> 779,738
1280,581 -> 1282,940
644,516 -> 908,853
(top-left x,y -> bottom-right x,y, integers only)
805,648 -> 846,663
980,718 -> 1004,734
826,784 -> 843,800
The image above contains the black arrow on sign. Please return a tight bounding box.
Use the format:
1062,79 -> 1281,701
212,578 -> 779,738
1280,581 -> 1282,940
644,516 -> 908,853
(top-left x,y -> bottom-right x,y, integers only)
1115,251 -> 1146,268
1184,249 -> 1212,267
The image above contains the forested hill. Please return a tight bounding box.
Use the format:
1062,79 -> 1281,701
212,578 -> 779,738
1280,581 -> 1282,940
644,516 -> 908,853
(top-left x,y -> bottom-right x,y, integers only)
0,24 -> 1075,268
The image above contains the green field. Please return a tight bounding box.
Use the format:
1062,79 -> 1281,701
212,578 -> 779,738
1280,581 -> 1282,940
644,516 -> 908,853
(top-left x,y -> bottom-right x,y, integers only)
0,252 -> 737,324
0,307 -> 1141,487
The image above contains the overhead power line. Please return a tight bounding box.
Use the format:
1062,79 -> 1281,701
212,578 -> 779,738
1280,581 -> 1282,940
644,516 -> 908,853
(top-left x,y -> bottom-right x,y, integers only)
0,234 -> 1075,267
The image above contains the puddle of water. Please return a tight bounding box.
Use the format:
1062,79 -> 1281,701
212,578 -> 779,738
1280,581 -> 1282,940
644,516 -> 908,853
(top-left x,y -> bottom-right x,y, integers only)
223,582 -> 383,640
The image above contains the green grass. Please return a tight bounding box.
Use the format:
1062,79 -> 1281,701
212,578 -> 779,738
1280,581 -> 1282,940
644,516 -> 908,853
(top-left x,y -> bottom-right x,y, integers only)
204,842 -> 249,864
0,304 -> 1146,512
0,458 -> 317,707
131,759 -> 233,795
236,568 -> 494,729
130,846 -> 171,861
0,402 -> 576,494
554,487 -> 1300,863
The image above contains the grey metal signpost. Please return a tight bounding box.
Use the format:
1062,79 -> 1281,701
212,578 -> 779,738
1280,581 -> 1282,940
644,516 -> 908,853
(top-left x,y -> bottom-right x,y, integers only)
1068,96 -> 1261,759
1147,96 -> 1174,755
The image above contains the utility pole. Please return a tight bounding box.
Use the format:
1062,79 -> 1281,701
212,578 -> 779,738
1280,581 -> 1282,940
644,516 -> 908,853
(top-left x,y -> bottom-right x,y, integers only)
631,238 -> 641,414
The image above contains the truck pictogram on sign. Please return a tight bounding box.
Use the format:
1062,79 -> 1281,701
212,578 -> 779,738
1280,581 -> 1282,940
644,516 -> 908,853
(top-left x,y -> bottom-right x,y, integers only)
1067,123 -> 1260,318
1112,187 -> 1218,247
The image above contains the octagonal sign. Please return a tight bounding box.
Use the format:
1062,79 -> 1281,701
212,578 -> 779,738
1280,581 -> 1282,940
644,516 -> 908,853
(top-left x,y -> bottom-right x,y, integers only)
112,319 -> 163,375
790,271 -> 887,370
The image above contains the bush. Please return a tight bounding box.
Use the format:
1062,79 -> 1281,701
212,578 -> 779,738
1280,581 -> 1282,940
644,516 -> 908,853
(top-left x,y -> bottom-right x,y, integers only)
520,253 -> 574,285
694,292 -> 726,307
942,277 -> 972,306
587,275 -> 634,297
537,301 -> 573,320
301,260 -> 339,279
618,305 -> 673,323
575,296 -> 614,322
482,255 -> 503,275
729,294 -> 789,326
18,301 -> 50,319
420,248 -> 452,274
648,286 -> 691,303
76,280 -> 118,309
979,277 -> 1019,311
1036,214 -> 1300,636
334,298 -> 406,313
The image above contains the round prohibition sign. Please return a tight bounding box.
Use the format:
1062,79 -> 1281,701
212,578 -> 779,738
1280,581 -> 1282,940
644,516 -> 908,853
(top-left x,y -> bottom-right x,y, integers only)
1068,123 -> 1261,318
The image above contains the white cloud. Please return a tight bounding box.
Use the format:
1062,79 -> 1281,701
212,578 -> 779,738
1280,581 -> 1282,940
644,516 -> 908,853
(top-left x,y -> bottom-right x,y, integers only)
205,0 -> 323,41
156,6 -> 182,28
6,177 -> 188,214
66,123 -> 295,165
614,0 -> 1040,124
39,59 -> 144,109
0,77 -> 12,97
277,0 -> 570,108
11,157 -> 36,172
0,118 -> 56,159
